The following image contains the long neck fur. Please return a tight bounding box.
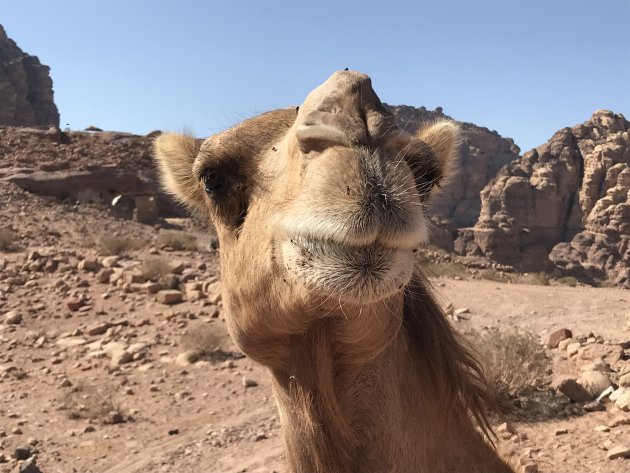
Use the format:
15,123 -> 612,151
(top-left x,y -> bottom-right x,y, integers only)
270,274 -> 514,473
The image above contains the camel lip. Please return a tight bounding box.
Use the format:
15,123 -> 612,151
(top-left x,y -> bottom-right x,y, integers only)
286,233 -> 417,255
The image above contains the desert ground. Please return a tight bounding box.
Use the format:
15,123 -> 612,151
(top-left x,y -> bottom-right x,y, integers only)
0,181 -> 629,473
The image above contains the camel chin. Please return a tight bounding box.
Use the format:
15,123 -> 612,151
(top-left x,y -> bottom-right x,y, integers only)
280,235 -> 416,305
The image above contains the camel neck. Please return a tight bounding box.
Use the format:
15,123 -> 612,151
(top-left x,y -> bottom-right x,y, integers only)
268,313 -> 512,473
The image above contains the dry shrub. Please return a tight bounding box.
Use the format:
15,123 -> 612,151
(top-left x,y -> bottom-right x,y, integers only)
140,257 -> 171,281
97,235 -> 144,256
181,322 -> 227,362
465,328 -> 549,402
158,230 -> 198,251
555,276 -> 578,287
516,272 -> 550,286
417,255 -> 469,280
0,228 -> 15,252
478,268 -> 510,283
75,224 -> 96,249
61,383 -> 120,421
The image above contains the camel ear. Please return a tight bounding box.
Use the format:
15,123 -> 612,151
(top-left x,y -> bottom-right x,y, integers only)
416,120 -> 460,184
153,133 -> 204,210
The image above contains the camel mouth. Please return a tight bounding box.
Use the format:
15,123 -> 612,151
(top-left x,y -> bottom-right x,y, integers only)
280,235 -> 414,304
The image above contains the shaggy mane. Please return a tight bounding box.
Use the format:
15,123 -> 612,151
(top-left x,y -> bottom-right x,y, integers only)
403,271 -> 496,441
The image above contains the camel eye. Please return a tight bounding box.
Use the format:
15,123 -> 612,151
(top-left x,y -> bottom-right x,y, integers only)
201,169 -> 225,195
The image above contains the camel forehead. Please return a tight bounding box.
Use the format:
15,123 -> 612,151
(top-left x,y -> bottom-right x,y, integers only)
196,71 -> 395,166
296,70 -> 397,146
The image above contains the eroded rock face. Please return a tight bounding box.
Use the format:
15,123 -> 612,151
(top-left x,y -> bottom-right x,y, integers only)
550,112 -> 630,287
468,110 -> 629,285
0,25 -> 59,127
386,104 -> 521,231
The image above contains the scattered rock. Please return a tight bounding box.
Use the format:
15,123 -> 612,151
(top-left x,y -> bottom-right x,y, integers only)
610,388 -> 630,411
577,370 -> 612,398
78,258 -> 99,272
4,310 -> 22,325
66,298 -> 85,311
566,341 -> 582,357
13,446 -> 32,461
87,322 -> 112,336
56,337 -> 88,348
97,268 -> 115,283
110,350 -> 133,367
547,328 -> 573,348
206,281 -> 222,304
607,445 -> 630,460
519,464 -> 538,473
551,375 -> 593,402
608,415 -> 630,428
101,256 -> 119,267
18,457 -> 42,473
108,411 -> 124,424
156,290 -> 183,305
176,351 -> 199,366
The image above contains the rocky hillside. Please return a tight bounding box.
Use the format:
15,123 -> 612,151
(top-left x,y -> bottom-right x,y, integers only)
0,126 -> 178,222
463,110 -> 629,287
0,25 -> 59,127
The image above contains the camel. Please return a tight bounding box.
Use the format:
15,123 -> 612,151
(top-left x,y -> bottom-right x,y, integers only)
154,70 -> 515,473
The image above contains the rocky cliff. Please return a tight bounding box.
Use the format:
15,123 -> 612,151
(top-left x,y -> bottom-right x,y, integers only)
465,110 -> 629,287
386,105 -> 520,250
0,25 -> 59,127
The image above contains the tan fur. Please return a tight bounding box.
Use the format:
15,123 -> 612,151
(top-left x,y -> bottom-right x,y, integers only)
154,70 -> 515,473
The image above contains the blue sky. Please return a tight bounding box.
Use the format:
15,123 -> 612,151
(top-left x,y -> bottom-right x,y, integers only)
2,0 -> 628,151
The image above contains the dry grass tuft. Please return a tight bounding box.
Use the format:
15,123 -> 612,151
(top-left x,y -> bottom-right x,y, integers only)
417,255 -> 469,279
61,383 -> 121,421
555,276 -> 578,287
97,235 -> 145,256
478,268 -> 510,283
516,272 -> 550,286
140,257 -> 171,282
0,228 -> 15,252
157,230 -> 198,251
465,328 -> 550,402
181,323 -> 227,362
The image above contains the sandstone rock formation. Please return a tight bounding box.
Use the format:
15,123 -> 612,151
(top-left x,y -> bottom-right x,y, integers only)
465,110 -> 629,287
0,25 -> 59,127
387,105 -> 521,230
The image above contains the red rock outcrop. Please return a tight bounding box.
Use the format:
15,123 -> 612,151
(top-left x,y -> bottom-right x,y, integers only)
466,110 -> 629,286
0,25 -> 59,127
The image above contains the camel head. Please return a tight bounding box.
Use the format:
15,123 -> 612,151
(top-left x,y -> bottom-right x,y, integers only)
154,70 -> 459,359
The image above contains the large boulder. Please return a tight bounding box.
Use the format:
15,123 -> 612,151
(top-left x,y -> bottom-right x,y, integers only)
0,24 -> 59,126
470,128 -> 583,270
